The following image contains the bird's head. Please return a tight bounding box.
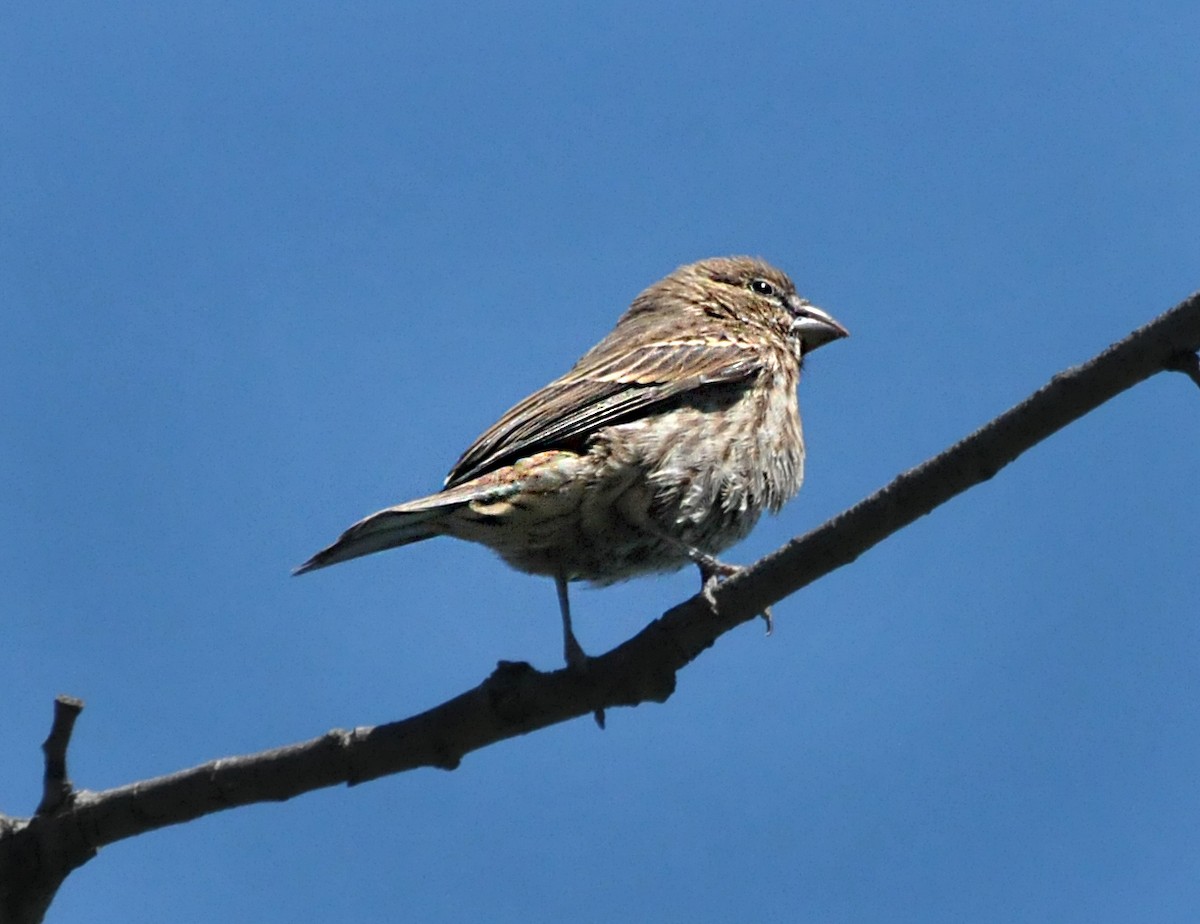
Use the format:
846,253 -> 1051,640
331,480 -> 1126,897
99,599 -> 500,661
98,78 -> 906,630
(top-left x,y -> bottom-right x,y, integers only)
632,256 -> 849,356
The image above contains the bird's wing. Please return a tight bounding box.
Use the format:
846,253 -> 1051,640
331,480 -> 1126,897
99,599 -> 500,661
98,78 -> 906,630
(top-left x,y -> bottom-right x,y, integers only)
445,319 -> 761,487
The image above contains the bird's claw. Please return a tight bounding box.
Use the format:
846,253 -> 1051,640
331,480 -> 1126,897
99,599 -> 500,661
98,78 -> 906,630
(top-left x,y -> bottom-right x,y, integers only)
562,637 -> 606,729
696,556 -> 773,634
564,635 -> 590,671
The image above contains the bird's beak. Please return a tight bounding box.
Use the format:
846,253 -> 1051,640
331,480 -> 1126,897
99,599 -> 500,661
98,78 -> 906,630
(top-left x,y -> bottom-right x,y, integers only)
790,297 -> 849,352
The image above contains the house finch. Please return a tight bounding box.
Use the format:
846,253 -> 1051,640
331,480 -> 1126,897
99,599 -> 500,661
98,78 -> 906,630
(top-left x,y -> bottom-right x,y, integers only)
296,256 -> 847,668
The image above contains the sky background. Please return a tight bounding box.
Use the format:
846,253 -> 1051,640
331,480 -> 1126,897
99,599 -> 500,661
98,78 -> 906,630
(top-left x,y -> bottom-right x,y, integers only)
5,3 -> 1200,922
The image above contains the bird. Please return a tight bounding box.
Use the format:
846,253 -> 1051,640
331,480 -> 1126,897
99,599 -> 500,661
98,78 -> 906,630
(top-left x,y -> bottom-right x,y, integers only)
296,256 -> 848,669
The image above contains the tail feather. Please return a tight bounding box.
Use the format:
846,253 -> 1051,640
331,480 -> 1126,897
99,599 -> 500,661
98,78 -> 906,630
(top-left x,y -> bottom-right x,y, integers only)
294,477 -> 516,575
294,506 -> 446,575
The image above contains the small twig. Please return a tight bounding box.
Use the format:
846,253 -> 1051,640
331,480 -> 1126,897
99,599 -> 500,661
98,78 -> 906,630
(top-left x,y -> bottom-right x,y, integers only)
35,696 -> 85,816
1165,351 -> 1200,389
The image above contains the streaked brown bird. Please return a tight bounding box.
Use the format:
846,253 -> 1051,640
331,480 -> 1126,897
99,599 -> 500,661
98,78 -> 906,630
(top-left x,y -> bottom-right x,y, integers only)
296,256 -> 847,668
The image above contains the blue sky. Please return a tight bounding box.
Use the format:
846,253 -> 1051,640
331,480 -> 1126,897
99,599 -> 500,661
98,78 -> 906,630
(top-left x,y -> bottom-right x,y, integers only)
5,3 -> 1199,922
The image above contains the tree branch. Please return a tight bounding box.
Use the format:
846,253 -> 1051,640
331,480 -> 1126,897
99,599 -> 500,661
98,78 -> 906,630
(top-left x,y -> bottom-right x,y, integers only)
35,697 -> 84,818
1165,350 -> 1200,389
2,290 -> 1198,924
1,699 -> 96,924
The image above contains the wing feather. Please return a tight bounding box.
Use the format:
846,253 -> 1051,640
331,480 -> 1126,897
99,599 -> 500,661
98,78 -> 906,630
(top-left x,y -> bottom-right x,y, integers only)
445,320 -> 760,487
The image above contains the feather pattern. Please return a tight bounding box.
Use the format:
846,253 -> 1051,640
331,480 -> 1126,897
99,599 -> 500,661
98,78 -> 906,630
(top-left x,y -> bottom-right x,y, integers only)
446,322 -> 762,487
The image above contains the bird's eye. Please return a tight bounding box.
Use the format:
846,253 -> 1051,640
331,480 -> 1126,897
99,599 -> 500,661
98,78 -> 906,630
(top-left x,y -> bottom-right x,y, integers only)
749,278 -> 776,297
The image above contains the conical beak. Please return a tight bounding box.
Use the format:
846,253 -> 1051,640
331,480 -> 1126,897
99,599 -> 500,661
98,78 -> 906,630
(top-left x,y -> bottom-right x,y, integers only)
790,297 -> 849,352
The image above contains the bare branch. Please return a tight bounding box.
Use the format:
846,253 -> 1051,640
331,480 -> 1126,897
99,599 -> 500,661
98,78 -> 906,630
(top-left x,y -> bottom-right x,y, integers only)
2,289 -> 1198,924
35,697 -> 84,817
1,696 -> 96,924
1165,351 -> 1200,389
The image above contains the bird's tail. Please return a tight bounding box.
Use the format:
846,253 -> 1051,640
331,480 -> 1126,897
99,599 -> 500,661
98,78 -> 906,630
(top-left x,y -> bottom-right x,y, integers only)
294,475 -> 516,576
294,498 -> 450,575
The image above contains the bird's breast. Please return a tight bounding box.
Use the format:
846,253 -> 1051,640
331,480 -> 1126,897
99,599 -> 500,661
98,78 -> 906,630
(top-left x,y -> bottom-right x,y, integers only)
596,368 -> 805,553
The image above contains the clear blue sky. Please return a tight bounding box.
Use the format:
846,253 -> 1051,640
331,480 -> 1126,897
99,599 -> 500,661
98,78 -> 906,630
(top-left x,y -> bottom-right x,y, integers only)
5,4 -> 1199,922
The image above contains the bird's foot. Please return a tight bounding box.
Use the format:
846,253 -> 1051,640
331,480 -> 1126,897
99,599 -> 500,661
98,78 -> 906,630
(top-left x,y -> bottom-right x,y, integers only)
564,633 -> 590,671
562,634 -> 606,730
694,555 -> 774,636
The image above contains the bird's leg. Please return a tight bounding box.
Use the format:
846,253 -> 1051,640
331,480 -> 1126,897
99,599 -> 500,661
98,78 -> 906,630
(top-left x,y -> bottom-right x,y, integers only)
688,550 -> 774,636
555,573 -> 606,729
643,525 -> 775,634
555,573 -> 589,668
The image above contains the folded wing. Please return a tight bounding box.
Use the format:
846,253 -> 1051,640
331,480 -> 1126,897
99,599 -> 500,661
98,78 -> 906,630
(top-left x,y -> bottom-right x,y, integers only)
446,318 -> 761,487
